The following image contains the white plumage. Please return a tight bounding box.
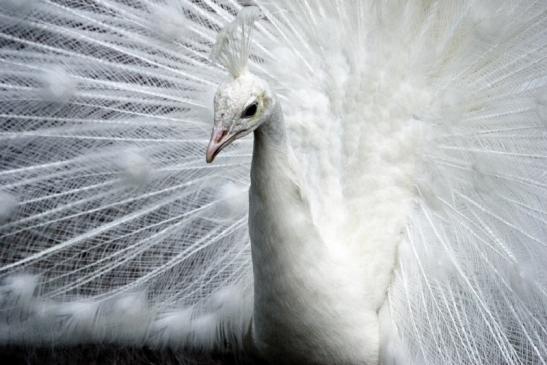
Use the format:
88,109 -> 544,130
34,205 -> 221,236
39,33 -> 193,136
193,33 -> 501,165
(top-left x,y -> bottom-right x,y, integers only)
0,1 -> 546,364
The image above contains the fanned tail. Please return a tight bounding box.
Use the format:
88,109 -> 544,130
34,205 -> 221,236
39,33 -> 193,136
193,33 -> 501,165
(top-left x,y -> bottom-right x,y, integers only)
0,0 -> 253,351
380,1 -> 547,364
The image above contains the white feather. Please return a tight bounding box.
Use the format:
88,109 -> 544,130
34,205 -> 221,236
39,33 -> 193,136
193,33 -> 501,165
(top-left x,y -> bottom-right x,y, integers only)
39,66 -> 77,103
0,191 -> 17,223
0,1 -> 545,364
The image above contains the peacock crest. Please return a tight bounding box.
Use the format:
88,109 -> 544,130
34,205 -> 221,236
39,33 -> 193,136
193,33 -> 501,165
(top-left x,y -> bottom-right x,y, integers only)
210,6 -> 262,78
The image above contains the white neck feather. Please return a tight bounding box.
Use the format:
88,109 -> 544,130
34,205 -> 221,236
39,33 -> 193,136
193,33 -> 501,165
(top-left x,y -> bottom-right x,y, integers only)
248,102 -> 381,365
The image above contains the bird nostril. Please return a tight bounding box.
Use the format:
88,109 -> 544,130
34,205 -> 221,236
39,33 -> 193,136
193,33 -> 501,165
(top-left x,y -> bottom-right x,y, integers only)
214,129 -> 228,143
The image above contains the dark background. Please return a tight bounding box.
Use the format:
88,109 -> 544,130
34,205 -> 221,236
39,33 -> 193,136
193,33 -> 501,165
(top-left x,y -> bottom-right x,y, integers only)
0,345 -> 264,364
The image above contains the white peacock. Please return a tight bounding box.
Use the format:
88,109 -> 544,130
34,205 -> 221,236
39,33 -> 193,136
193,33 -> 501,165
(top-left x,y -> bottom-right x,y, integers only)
0,1 -> 545,364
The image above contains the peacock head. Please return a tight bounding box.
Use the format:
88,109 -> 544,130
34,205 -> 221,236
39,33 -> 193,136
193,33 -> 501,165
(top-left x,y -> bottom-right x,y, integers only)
206,72 -> 274,163
206,6 -> 268,163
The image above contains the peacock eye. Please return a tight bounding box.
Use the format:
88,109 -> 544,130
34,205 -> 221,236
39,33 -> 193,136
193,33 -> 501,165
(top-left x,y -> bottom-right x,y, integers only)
241,102 -> 258,118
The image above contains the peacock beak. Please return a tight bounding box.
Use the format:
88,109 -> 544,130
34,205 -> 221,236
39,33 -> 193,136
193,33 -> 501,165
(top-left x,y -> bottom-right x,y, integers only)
206,127 -> 231,163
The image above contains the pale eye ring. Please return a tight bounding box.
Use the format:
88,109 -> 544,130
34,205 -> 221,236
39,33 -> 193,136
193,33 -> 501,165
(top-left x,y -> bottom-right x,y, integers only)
241,102 -> 258,118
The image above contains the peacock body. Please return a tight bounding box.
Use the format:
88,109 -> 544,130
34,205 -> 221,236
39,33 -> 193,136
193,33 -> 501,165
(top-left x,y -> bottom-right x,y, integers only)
0,1 -> 546,364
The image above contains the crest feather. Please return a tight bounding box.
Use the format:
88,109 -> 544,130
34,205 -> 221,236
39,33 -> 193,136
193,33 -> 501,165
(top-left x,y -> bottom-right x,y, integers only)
211,6 -> 262,78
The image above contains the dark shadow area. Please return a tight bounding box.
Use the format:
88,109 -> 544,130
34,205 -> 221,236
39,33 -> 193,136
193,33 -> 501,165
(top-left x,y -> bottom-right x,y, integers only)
0,345 -> 265,365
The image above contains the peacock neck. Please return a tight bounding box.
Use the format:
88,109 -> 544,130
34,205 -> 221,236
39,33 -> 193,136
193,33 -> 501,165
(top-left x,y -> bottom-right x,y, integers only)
248,103 -> 378,364
252,102 -> 288,161
249,102 -> 296,260
249,101 -> 293,215
249,102 -> 314,362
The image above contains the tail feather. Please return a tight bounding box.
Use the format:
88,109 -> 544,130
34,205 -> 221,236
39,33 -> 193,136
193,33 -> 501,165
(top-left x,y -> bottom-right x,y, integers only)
0,0 -> 253,351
